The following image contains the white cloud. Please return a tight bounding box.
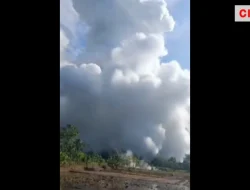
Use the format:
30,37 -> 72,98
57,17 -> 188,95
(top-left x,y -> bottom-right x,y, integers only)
60,0 -> 79,35
60,0 -> 190,161
60,29 -> 69,54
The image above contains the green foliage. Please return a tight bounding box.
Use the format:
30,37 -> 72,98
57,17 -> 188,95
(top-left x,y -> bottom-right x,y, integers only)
60,124 -> 190,172
77,152 -> 86,162
60,125 -> 85,163
107,154 -> 122,169
83,153 -> 106,168
60,151 -> 70,165
150,154 -> 190,171
91,153 -> 105,165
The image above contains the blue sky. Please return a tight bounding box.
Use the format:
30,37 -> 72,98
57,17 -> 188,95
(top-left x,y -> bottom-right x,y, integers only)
163,0 -> 190,69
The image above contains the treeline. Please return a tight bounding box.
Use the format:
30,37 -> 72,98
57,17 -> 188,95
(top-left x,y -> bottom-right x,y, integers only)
60,125 -> 190,171
150,155 -> 190,171
60,125 -> 139,169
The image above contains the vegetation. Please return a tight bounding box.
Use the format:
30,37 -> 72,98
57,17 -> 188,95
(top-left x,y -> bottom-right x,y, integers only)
60,125 -> 190,172
60,125 -> 85,164
150,154 -> 190,171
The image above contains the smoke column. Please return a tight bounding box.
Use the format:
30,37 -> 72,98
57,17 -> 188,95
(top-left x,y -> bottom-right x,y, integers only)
60,0 -> 190,161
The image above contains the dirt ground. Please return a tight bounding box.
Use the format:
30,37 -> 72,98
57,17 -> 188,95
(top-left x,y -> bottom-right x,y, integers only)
60,167 -> 190,190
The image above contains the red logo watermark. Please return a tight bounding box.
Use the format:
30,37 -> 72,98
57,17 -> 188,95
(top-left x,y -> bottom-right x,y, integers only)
235,5 -> 250,22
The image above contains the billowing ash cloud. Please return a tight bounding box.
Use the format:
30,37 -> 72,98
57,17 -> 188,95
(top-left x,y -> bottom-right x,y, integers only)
60,0 -> 190,161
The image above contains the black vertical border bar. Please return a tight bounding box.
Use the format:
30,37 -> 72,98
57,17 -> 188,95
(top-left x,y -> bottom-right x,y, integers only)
3,0 -> 61,189
22,0 -> 60,189
191,0 -> 250,189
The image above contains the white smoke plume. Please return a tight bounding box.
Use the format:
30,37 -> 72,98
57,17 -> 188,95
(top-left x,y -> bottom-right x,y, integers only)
60,0 -> 190,161
121,150 -> 138,168
121,150 -> 156,170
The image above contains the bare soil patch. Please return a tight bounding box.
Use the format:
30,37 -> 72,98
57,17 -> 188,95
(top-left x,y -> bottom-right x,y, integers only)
60,166 -> 190,190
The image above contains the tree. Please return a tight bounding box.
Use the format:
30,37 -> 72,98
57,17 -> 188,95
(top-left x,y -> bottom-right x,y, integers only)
86,153 -> 105,167
60,125 -> 85,162
183,154 -> 190,171
77,152 -> 86,162
107,154 -> 122,169
183,154 -> 190,163
92,153 -> 105,166
131,156 -> 140,168
167,157 -> 177,170
60,151 -> 70,165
